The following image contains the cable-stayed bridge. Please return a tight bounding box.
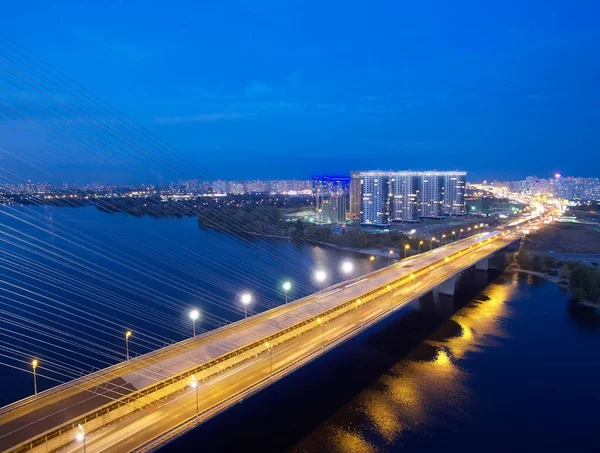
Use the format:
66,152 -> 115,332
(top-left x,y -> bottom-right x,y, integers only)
0,229 -> 521,453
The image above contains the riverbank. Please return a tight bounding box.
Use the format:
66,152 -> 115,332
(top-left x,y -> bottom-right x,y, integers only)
315,241 -> 401,258
508,265 -> 568,286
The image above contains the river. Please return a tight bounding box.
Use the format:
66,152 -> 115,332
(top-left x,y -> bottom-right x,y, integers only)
2,206 -> 599,452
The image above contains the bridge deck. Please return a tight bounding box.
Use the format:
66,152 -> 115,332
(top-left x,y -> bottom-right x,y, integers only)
0,230 -> 518,452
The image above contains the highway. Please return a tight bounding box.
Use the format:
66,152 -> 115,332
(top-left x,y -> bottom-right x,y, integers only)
0,228 -> 521,453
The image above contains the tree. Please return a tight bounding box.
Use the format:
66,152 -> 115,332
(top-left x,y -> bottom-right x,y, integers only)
544,256 -> 559,269
532,255 -> 548,273
559,264 -> 570,279
516,250 -> 531,270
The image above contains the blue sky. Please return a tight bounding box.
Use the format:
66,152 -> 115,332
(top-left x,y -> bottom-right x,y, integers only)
1,0 -> 599,182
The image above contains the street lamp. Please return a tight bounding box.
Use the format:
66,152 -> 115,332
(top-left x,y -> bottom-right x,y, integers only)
240,293 -> 252,318
340,260 -> 354,276
387,249 -> 394,265
76,424 -> 86,453
125,331 -> 132,361
442,234 -> 446,245
357,299 -> 364,326
452,231 -> 456,241
460,228 -> 464,239
264,342 -> 273,379
317,318 -> 324,351
31,359 -> 38,395
282,281 -> 291,304
190,375 -> 199,423
404,244 -> 410,258
431,237 -> 436,250
189,309 -> 200,336
369,256 -> 375,262
314,269 -> 327,289
418,240 -> 424,254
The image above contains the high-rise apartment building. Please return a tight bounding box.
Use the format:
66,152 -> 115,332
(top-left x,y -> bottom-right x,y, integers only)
357,171 -> 391,225
443,172 -> 467,215
313,175 -> 350,224
349,172 -> 362,220
350,170 -> 466,225
420,173 -> 445,218
390,173 -> 420,222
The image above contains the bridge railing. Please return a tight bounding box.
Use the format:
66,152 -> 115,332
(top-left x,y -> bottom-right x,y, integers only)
5,231 -> 518,453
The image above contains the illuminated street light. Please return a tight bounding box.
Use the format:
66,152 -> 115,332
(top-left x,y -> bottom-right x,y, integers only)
76,424 -> 86,453
340,260 -> 354,275
404,244 -> 410,258
460,228 -> 464,239
191,376 -> 199,423
387,249 -> 394,265
431,237 -> 436,250
418,240 -> 424,254
125,331 -> 132,361
314,269 -> 327,289
189,309 -> 200,336
452,231 -> 456,241
31,359 -> 38,395
282,281 -> 292,304
442,234 -> 446,245
240,293 -> 252,318
369,255 -> 376,261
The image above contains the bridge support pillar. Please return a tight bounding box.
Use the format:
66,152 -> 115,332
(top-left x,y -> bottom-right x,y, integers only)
434,276 -> 457,297
475,257 -> 489,271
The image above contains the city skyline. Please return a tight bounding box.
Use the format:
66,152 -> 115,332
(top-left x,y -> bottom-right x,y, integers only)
1,1 -> 600,182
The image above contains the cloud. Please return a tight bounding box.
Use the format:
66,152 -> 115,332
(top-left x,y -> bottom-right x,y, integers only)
244,81 -> 273,97
154,113 -> 244,125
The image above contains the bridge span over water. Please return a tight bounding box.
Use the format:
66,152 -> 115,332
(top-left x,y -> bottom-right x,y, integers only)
0,230 -> 520,453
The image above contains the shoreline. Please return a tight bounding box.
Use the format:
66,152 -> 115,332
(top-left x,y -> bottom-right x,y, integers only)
508,266 -> 568,286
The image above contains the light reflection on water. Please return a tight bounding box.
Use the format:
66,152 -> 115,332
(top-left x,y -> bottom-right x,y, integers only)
292,273 -> 516,453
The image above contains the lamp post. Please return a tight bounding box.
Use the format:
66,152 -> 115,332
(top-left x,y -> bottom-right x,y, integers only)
189,309 -> 200,336
404,244 -> 410,258
460,228 -> 464,239
31,359 -> 38,395
442,234 -> 446,245
264,342 -> 273,379
317,318 -> 324,351
282,281 -> 291,304
418,240 -> 424,254
125,331 -> 132,361
240,293 -> 252,318
431,237 -> 436,250
369,256 -> 375,262
452,231 -> 456,241
388,249 -> 394,265
190,376 -> 199,423
76,424 -> 86,453
357,299 -> 364,326
314,269 -> 327,290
